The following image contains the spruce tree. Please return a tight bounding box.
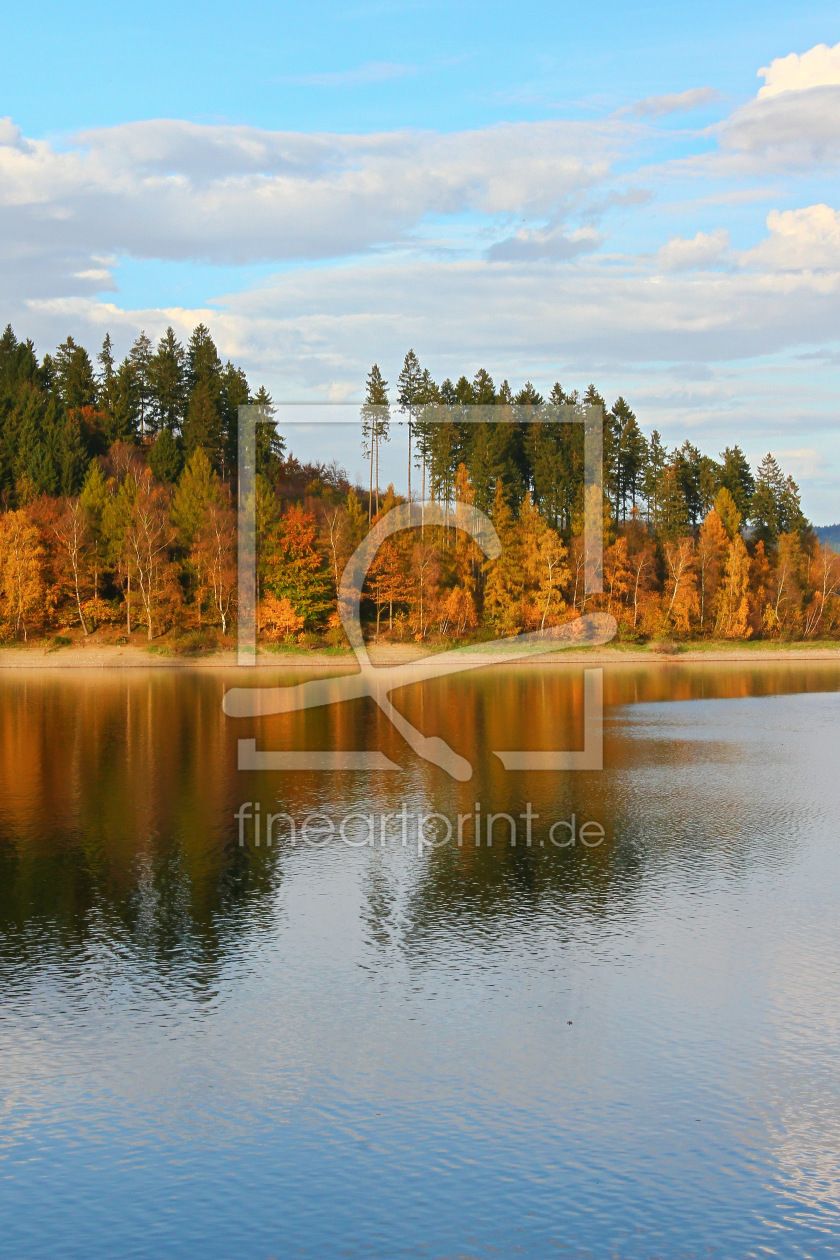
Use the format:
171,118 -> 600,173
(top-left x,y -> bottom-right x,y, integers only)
54,337 -> 96,411
184,325 -> 223,466
360,364 -> 390,520
397,349 -> 422,503
149,429 -> 183,484
149,328 -> 186,435
252,386 -> 285,477
129,331 -> 154,439
220,361 -> 250,477
719,445 -> 755,520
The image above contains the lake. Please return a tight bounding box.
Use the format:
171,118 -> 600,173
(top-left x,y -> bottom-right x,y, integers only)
1,661 -> 840,1258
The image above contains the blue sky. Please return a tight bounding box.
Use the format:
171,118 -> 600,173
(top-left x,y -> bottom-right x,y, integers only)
1,1 -> 839,516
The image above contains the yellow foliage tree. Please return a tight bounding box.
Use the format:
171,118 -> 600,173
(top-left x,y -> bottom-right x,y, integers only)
260,592 -> 304,640
662,537 -> 698,635
714,534 -> 752,638
0,510 -> 45,641
696,509 -> 728,631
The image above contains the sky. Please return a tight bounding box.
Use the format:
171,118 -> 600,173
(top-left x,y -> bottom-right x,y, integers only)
1,0 -> 839,518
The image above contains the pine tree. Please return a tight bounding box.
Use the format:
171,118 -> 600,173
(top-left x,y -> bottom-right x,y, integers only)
149,327 -> 186,435
675,440 -> 706,528
658,462 -> 690,541
719,445 -> 755,521
80,461 -> 109,604
220,361 -> 250,477
620,412 -> 648,518
264,504 -> 332,627
54,337 -> 96,411
751,453 -> 785,549
183,380 -> 223,466
149,430 -> 183,484
183,325 -> 223,465
360,364 -> 390,520
611,397 -> 646,520
252,386 -> 286,477
172,447 -> 222,544
129,331 -> 154,440
96,334 -> 117,415
642,430 -> 667,529
58,412 -> 89,496
108,359 -> 140,445
397,349 -> 422,504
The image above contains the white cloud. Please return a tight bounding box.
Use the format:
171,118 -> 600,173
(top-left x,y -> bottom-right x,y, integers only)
770,448 -> 826,479
758,42 -> 840,98
743,205 -> 840,272
487,224 -> 603,262
26,248 -> 840,388
722,85 -> 840,167
721,43 -> 840,168
19,255 -> 840,520
656,228 -> 730,271
631,87 -> 720,118
0,117 -> 620,284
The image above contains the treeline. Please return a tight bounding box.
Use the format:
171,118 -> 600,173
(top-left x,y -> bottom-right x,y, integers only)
0,321 -> 275,501
0,325 -> 837,645
340,354 -> 839,643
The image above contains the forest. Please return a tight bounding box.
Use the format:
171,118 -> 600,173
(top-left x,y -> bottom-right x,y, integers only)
0,323 -> 838,648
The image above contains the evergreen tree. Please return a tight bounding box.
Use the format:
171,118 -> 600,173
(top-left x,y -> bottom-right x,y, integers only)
108,359 -> 140,445
80,461 -> 110,602
658,462 -> 690,541
183,380 -> 223,466
54,337 -> 96,410
412,368 -> 439,513
472,368 -> 496,405
14,389 -> 62,499
751,453 -> 786,549
220,360 -> 250,476
675,440 -> 706,529
129,331 -> 154,439
149,429 -> 183,484
360,364 -> 390,519
397,349 -> 423,504
183,325 -> 223,466
96,334 -> 118,417
252,386 -> 286,477
149,327 -> 186,435
186,323 -> 222,394
642,430 -> 667,529
719,445 -> 755,520
59,412 -> 89,495
611,397 -> 647,519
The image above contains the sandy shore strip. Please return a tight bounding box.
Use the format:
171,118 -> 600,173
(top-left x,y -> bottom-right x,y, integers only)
2,641 -> 840,669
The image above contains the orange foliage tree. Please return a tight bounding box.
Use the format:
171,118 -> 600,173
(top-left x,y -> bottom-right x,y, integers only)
0,509 -> 45,641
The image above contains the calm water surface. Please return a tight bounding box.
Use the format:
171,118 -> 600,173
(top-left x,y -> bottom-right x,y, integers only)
1,661 -> 840,1258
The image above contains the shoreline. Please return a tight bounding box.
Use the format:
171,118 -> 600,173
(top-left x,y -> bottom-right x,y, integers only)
2,641 -> 840,669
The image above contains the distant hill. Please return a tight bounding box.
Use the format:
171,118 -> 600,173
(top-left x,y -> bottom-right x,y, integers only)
815,524 -> 840,551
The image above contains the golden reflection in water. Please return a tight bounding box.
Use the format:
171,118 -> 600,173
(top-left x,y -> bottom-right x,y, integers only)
0,661 -> 838,947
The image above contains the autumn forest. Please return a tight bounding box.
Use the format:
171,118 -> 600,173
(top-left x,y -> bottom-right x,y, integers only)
0,324 -> 838,649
